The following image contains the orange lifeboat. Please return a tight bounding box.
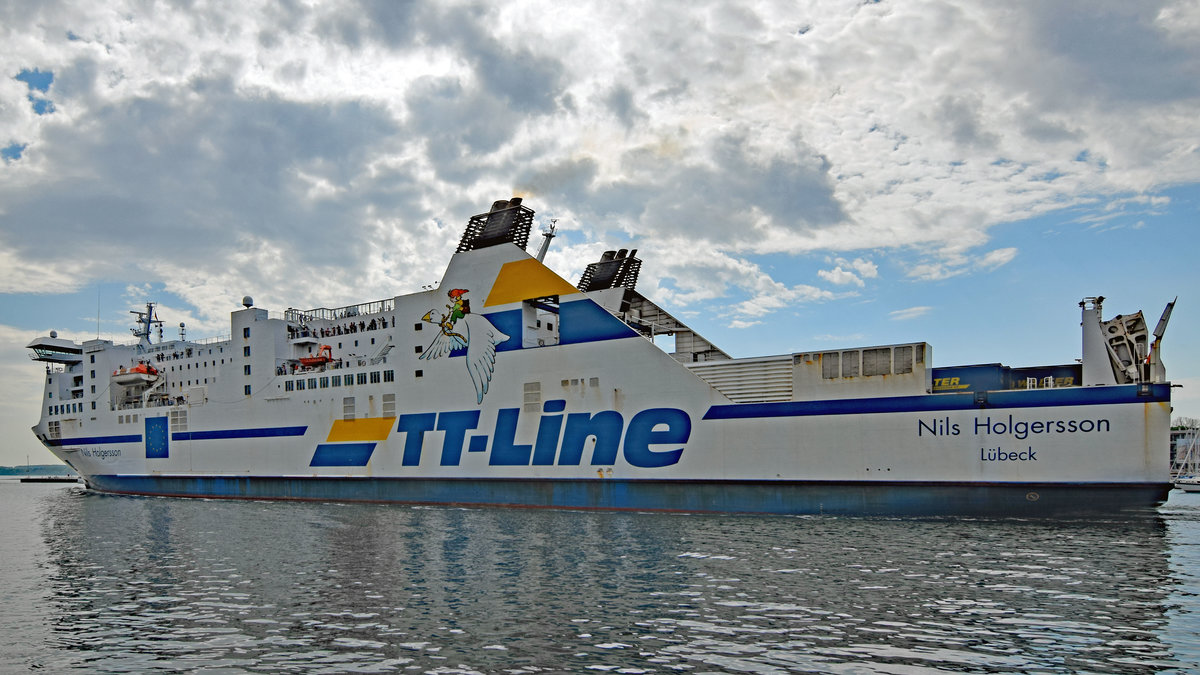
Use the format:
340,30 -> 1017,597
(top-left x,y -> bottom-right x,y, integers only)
298,345 -> 334,368
111,362 -> 159,385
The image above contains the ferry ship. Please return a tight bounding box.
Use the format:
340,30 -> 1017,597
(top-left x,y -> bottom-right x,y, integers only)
28,198 -> 1177,515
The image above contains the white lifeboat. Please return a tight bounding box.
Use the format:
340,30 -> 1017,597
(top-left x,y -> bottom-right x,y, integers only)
112,363 -> 159,385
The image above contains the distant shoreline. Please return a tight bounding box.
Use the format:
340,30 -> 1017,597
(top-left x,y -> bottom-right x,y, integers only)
0,464 -> 78,477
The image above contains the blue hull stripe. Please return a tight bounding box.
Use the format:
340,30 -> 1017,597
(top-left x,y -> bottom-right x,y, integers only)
49,434 -> 142,447
172,426 -> 308,441
82,474 -> 1170,516
559,298 -> 638,344
482,308 -> 524,353
703,383 -> 1171,420
310,442 -> 377,467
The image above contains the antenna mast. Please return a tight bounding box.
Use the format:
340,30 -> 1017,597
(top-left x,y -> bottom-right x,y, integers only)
536,219 -> 558,262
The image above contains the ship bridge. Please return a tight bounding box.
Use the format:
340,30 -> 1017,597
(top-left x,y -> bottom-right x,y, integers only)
26,335 -> 83,364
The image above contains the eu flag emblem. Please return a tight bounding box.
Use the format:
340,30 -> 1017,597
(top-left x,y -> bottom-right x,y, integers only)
146,416 -> 169,458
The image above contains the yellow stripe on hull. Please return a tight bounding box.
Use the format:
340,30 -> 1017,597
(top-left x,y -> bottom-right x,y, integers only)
327,417 -> 397,442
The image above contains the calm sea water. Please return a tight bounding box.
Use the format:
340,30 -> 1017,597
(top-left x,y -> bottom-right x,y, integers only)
3,481 -> 1200,674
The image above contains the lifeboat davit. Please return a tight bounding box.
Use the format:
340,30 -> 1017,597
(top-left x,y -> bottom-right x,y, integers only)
298,345 -> 334,368
111,363 -> 159,385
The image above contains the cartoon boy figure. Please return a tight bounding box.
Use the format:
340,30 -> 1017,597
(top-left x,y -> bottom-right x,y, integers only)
446,288 -> 469,323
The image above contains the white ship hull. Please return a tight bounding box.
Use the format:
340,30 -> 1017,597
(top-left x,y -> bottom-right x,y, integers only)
62,392 -> 1171,514
30,199 -> 1174,515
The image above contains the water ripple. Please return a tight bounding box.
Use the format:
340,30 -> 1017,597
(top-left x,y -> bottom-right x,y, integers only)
1,483 -> 1199,672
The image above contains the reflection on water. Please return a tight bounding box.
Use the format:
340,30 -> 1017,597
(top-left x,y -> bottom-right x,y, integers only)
9,485 -> 1200,673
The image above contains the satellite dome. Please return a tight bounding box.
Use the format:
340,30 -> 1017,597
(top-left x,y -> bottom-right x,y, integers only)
49,330 -> 58,338
242,296 -> 253,308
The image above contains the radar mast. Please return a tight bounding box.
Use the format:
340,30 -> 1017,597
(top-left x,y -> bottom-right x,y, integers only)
130,302 -> 163,350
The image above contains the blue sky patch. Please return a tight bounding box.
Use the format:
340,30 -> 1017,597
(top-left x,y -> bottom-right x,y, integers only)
2,143 -> 26,162
30,97 -> 55,115
15,68 -> 53,92
15,69 -> 55,115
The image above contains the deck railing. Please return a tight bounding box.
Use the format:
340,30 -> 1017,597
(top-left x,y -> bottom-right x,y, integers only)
284,298 -> 396,324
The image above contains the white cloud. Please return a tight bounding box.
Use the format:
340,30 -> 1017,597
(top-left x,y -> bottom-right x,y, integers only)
728,319 -> 762,329
818,256 -> 879,287
905,262 -> 965,282
0,241 -> 85,293
849,258 -> 878,280
1,1 -> 1198,327
890,306 -> 932,321
732,282 -> 838,319
976,247 -> 1018,270
818,266 -> 864,287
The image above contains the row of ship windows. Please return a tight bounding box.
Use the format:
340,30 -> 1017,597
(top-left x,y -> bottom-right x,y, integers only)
285,370 -> 396,391
176,378 -> 215,388
113,412 -> 182,426
49,402 -> 92,415
87,345 -> 239,365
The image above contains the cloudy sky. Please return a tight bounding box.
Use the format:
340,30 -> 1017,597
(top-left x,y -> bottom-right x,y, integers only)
2,0 -> 1199,466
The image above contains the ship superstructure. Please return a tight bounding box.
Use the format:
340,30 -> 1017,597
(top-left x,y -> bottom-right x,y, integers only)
29,198 -> 1176,514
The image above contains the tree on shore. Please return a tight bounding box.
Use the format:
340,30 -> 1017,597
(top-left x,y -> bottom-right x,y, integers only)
1173,416 -> 1199,429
